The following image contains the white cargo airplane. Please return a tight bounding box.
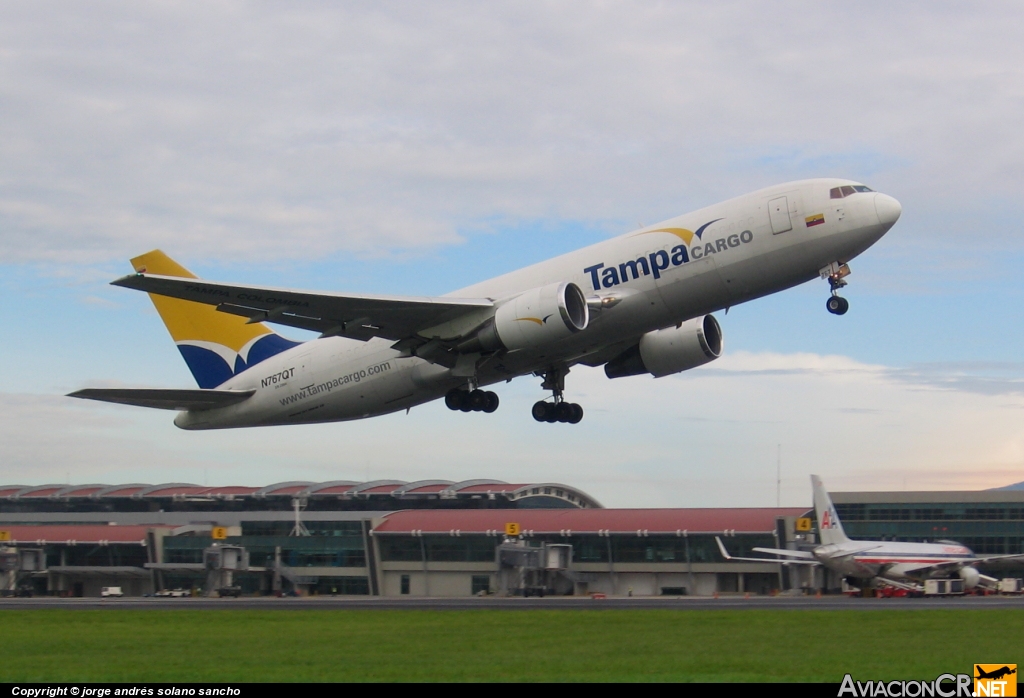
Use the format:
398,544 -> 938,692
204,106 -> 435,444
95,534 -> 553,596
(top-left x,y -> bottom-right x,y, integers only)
70,179 -> 901,429
717,475 -> 1020,591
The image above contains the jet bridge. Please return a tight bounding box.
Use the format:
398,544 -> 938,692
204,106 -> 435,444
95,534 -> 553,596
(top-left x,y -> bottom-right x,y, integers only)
497,540 -> 575,596
0,547 -> 44,596
203,544 -> 249,596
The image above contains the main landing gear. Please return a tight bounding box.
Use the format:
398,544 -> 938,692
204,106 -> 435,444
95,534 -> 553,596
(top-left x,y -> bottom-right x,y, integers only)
445,387 -> 499,413
821,262 -> 851,316
532,400 -> 583,424
532,366 -> 584,424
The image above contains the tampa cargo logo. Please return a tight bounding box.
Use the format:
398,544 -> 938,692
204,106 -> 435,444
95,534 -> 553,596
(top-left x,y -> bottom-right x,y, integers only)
583,218 -> 754,291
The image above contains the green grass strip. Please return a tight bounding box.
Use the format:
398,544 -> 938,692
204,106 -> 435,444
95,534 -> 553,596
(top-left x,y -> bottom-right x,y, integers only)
1,609 -> 1018,682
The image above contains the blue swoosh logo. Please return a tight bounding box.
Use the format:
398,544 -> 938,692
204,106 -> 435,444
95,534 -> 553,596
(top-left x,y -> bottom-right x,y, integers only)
694,218 -> 723,240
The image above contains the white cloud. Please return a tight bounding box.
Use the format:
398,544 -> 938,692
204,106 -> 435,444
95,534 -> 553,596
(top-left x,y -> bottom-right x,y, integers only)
2,2 -> 1024,267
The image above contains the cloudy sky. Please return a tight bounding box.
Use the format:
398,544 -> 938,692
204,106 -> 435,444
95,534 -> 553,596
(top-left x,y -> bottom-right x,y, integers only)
2,2 -> 1023,507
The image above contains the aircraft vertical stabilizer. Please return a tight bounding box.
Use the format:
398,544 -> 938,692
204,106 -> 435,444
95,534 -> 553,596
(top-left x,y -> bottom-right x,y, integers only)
811,474 -> 851,546
129,250 -> 301,389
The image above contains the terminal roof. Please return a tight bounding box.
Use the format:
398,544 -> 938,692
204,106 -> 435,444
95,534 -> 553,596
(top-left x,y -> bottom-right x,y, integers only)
0,479 -> 601,508
374,507 -> 807,535
0,524 -> 172,544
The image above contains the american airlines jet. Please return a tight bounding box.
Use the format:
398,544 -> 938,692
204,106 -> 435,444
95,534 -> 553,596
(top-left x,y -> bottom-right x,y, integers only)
717,475 -> 1021,592
70,179 -> 901,429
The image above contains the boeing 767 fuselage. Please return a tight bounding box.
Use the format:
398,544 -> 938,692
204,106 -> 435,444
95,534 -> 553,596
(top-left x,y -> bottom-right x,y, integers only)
70,178 -> 901,429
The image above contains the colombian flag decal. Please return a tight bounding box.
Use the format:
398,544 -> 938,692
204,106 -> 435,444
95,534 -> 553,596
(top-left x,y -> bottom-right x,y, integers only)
805,213 -> 825,227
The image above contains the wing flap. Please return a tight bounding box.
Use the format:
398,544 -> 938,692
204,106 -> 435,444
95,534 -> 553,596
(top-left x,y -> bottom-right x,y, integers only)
68,388 -> 255,411
112,273 -> 494,342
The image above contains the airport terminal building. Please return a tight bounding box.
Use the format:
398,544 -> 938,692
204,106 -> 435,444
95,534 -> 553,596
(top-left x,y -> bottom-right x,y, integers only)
1,479 -> 1022,597
0,479 -> 803,597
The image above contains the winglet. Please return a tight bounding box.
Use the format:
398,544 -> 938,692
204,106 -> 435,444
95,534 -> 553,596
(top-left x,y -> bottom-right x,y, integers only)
715,536 -> 734,560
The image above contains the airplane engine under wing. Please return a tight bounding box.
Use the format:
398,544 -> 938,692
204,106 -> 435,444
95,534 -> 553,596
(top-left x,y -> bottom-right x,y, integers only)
605,315 -> 723,379
461,281 -> 589,353
959,567 -> 981,589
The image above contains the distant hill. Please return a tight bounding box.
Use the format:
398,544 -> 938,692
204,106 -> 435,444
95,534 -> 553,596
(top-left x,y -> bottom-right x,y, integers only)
993,481 -> 1024,491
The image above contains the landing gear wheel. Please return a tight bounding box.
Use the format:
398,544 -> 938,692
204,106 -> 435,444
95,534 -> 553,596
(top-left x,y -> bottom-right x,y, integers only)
445,389 -> 465,411
482,391 -> 499,413
567,403 -> 584,424
468,389 -> 488,411
553,402 -> 572,422
532,401 -> 550,422
826,296 -> 849,315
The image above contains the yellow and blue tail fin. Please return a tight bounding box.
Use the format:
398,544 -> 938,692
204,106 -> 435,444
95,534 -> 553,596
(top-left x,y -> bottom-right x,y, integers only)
130,250 -> 301,389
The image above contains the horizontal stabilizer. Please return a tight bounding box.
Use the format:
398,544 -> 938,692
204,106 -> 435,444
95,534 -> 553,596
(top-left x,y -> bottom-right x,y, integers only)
68,388 -> 255,411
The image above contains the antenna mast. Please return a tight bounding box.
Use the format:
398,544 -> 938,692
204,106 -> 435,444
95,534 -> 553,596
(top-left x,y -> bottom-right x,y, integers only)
776,444 -> 781,508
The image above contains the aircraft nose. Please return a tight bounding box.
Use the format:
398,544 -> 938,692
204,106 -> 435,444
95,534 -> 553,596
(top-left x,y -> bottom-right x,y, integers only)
874,193 -> 902,227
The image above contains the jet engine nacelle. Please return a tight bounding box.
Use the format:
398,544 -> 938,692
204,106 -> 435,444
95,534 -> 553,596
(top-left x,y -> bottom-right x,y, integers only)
605,315 -> 723,379
958,567 -> 980,589
462,281 -> 589,353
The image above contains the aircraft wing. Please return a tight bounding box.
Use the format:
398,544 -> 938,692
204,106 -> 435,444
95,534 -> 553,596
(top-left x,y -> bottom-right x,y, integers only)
716,538 -> 820,565
68,388 -> 255,411
899,553 -> 1024,577
112,273 -> 494,342
973,553 -> 1024,565
751,547 -> 816,560
895,560 -> 968,577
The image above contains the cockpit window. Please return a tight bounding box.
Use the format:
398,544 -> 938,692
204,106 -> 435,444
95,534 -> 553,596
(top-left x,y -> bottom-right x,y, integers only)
829,184 -> 875,199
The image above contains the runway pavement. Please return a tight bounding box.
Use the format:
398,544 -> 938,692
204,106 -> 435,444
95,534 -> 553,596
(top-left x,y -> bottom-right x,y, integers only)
2,595 -> 1023,611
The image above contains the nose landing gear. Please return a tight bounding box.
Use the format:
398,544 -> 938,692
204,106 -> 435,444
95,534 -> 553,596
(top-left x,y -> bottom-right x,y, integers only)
821,262 -> 851,316
445,388 -> 499,413
532,366 -> 584,424
826,295 -> 849,315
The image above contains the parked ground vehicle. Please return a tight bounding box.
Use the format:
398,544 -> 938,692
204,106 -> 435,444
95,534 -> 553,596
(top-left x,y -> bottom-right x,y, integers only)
924,579 -> 965,596
998,578 -> 1023,594
154,588 -> 190,598
101,586 -> 124,598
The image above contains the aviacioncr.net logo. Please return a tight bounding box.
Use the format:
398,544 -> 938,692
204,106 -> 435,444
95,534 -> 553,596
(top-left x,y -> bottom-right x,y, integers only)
839,673 -> 972,697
